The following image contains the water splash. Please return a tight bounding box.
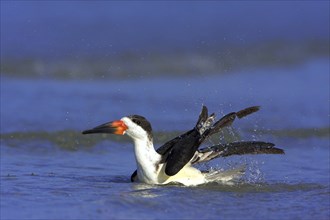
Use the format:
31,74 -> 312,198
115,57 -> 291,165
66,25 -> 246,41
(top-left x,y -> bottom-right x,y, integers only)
244,158 -> 265,184
198,155 -> 266,186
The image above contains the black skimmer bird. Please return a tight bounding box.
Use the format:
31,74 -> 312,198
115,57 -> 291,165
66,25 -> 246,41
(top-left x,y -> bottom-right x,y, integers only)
82,106 -> 284,186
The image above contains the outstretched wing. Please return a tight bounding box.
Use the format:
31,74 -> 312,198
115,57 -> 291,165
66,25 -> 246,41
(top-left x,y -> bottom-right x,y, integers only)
191,141 -> 284,164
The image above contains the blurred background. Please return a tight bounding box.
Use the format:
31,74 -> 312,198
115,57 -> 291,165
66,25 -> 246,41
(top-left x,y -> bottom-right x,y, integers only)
1,1 -> 329,79
1,0 -> 329,136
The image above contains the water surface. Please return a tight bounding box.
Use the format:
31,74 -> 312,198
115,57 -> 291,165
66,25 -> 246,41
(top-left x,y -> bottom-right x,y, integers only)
1,59 -> 329,219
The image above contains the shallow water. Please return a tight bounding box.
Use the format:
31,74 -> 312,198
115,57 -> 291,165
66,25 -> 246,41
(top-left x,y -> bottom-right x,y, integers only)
1,138 -> 329,219
1,59 -> 329,219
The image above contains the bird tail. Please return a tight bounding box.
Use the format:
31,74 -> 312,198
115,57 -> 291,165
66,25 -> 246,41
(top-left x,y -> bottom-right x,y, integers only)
204,165 -> 246,183
195,105 -> 260,140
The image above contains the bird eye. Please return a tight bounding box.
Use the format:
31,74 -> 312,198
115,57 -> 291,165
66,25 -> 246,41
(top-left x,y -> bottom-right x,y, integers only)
133,119 -> 141,125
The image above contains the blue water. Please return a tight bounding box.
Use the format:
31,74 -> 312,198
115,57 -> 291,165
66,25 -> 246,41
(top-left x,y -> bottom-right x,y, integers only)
1,59 -> 328,132
1,141 -> 329,219
1,59 -> 329,219
1,1 -> 329,218
1,1 -> 328,58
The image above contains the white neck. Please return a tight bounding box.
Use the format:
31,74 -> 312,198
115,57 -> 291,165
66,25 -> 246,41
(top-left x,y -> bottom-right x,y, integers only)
132,136 -> 162,183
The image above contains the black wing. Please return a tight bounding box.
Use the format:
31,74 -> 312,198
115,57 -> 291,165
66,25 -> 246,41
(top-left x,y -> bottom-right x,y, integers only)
192,141 -> 284,164
130,129 -> 200,181
163,129 -> 201,176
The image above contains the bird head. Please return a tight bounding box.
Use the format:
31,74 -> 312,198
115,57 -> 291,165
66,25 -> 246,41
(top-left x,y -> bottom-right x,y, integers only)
82,115 -> 152,140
